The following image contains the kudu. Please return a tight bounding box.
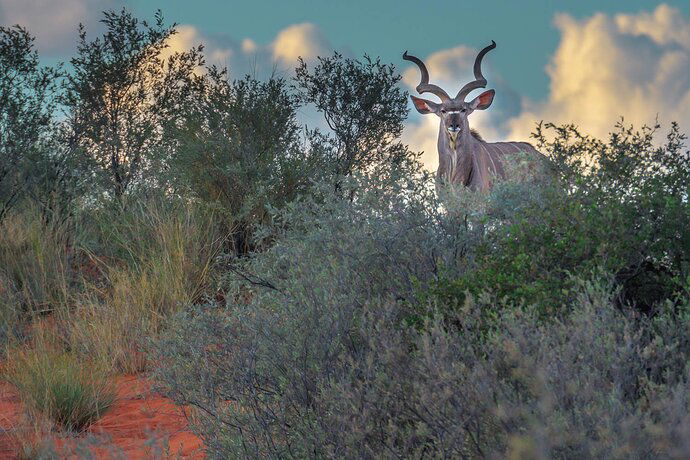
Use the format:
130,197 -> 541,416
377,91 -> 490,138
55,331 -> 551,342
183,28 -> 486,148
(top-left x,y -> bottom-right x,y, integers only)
403,41 -> 541,191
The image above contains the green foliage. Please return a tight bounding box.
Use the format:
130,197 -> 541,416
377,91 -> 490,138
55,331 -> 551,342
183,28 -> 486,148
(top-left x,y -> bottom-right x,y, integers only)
5,344 -> 116,432
0,25 -> 60,221
295,52 -> 413,177
423,121 -> 690,317
154,266 -> 690,458
2,6 -> 689,457
63,9 -> 204,199
151,118 -> 689,457
152,166 -> 451,456
166,69 -> 323,253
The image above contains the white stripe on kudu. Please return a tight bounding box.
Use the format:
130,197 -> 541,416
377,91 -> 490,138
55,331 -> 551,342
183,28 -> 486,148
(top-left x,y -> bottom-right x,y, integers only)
404,41 -> 543,192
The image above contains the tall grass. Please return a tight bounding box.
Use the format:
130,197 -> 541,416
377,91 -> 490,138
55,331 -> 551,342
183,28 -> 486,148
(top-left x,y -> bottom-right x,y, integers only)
0,209 -> 72,315
62,197 -> 224,373
0,279 -> 20,352
0,209 -> 75,354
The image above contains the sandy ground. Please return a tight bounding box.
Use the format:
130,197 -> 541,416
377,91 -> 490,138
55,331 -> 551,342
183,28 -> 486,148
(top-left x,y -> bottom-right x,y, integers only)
0,374 -> 204,459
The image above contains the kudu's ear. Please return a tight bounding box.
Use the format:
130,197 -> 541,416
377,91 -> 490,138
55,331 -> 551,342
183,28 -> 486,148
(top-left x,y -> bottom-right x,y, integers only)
469,89 -> 495,110
411,95 -> 440,115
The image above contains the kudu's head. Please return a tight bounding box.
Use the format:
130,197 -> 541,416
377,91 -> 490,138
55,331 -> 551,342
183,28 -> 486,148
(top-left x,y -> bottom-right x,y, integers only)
403,41 -> 496,146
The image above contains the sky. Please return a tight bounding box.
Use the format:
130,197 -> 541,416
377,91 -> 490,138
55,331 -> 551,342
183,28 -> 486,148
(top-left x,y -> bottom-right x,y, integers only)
2,0 -> 689,170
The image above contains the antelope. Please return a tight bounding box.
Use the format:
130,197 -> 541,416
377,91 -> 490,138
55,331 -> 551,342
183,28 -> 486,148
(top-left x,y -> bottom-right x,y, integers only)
403,41 -> 542,191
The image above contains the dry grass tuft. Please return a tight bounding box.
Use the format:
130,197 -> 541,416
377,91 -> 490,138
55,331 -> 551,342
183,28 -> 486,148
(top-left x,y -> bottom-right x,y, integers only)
4,335 -> 116,432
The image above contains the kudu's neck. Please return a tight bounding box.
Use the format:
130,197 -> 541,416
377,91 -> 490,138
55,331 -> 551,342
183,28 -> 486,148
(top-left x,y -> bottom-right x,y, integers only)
437,124 -> 480,186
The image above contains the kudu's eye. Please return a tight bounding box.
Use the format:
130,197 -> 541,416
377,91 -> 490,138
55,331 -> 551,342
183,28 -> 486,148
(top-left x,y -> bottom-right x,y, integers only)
441,109 -> 446,114
461,108 -> 466,113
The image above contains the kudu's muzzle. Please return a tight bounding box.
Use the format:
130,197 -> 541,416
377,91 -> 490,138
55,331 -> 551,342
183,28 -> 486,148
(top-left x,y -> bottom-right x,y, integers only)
446,114 -> 463,144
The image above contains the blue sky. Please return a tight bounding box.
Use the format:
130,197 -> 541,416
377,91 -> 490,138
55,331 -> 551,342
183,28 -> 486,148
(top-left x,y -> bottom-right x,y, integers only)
2,1 -> 689,168
126,0 -> 690,100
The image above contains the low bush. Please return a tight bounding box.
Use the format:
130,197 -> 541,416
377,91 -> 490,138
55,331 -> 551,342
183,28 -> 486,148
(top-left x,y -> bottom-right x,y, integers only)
153,275 -> 690,457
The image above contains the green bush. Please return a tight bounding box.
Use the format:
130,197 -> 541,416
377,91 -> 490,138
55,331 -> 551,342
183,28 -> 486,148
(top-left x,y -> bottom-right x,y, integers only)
63,9 -> 204,199
166,52 -> 418,255
0,25 -> 60,221
165,70 -> 328,254
422,121 -> 689,318
295,52 -> 411,177
153,274 -> 690,457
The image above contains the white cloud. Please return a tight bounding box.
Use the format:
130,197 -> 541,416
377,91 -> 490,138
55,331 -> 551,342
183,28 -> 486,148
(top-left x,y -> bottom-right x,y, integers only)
0,1 -> 332,76
241,38 -> 258,54
160,22 -> 331,81
614,4 -> 690,49
271,23 -> 330,65
404,4 -> 690,174
0,0 -> 119,55
402,115 -> 440,171
507,4 -> 690,142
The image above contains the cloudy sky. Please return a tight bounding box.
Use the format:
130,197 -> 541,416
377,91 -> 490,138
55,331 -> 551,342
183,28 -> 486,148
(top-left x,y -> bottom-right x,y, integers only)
2,0 -> 689,170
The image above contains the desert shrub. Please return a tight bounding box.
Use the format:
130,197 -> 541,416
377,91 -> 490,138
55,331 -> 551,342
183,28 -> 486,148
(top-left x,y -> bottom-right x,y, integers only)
154,270 -> 690,458
217,162 -> 448,327
166,69 -> 329,254
63,9 -> 204,199
151,166 -> 462,455
4,342 -> 115,432
165,52 -> 418,255
422,121 -> 689,317
477,280 -> 689,458
151,119 -> 689,458
146,165 -> 483,456
295,52 -> 412,178
422,182 -> 632,318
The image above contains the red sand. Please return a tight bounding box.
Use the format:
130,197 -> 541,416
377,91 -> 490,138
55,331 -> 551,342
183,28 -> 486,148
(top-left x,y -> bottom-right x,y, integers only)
0,375 -> 204,459
0,382 -> 24,458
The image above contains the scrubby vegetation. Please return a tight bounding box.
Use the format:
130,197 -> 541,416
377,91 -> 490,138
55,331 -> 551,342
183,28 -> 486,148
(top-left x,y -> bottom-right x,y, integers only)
1,7 -> 688,459
152,125 -> 689,457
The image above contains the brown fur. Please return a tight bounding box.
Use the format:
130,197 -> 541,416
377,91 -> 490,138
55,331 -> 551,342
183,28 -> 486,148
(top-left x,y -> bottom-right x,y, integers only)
405,42 -> 543,192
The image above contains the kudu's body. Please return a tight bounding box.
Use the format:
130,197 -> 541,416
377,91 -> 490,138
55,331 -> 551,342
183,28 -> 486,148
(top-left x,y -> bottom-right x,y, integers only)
404,41 -> 541,191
